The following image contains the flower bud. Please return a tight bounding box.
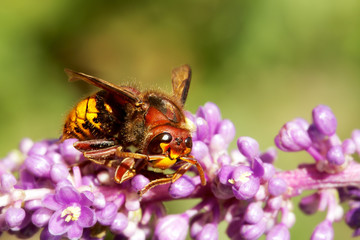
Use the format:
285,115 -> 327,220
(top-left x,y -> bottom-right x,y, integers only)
312,105 -> 337,136
110,212 -> 128,234
237,137 -> 260,159
308,123 -> 325,143
19,138 -> 34,155
268,177 -> 287,196
28,142 -> 48,156
50,163 -> 69,183
352,129 -> 360,155
244,203 -> 263,224
326,146 -> 345,165
131,174 -> 150,192
217,165 -> 235,185
5,207 -> 26,228
24,155 -> 51,178
342,139 -> 356,155
197,102 -> 222,136
267,196 -> 283,211
240,219 -> 266,240
231,166 -> 260,200
31,208 -> 53,227
216,119 -> 236,144
25,200 -> 42,211
260,148 -> 277,164
59,139 -> 83,164
311,220 -> 334,240
195,223 -> 218,240
96,202 -> 118,226
299,193 -> 320,215
93,192 -> 106,209
346,207 -> 360,229
275,121 -> 312,152
195,117 -> 210,143
261,163 -> 275,182
191,141 -> 209,161
0,172 -> 17,192
169,175 -> 195,199
266,223 -> 290,240
154,214 -> 189,240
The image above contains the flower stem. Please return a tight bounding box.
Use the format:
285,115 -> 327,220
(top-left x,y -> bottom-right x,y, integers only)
276,162 -> 360,197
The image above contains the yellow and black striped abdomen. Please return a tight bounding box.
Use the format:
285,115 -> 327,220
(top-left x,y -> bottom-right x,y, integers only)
62,91 -> 123,141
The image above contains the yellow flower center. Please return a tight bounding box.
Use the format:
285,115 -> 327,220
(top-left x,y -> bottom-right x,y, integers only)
228,171 -> 252,184
61,206 -> 81,222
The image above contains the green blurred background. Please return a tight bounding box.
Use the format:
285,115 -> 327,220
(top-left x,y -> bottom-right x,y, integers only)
1,0 -> 360,239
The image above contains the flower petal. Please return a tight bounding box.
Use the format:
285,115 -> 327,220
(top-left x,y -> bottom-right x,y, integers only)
55,186 -> 81,205
67,223 -> 83,239
48,209 -> 71,236
43,194 -> 63,211
78,207 -> 96,228
80,191 -> 94,207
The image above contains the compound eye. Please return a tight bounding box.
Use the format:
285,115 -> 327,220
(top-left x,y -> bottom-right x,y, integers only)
148,133 -> 173,155
185,137 -> 193,149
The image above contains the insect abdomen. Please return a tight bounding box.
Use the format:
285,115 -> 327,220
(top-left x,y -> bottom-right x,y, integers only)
62,91 -> 122,141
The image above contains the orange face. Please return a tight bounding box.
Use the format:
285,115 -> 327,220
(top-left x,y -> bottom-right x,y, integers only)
146,126 -> 192,170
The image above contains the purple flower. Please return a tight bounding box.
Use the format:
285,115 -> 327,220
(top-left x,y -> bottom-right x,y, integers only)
351,129 -> 360,155
240,219 -> 266,240
326,146 -> 345,165
169,175 -> 196,198
342,139 -> 356,155
44,185 -> 96,239
59,139 -> 84,165
50,163 -> 70,183
110,212 -> 128,234
299,193 -> 321,215
237,137 -> 260,159
24,155 -> 51,178
216,119 -> 236,144
268,177 -> 287,197
230,166 -> 260,200
260,147 -> 277,164
32,208 -> 53,227
195,223 -> 218,240
311,220 -> 334,240
131,174 -> 150,192
96,202 -> 119,226
0,172 -> 17,192
345,207 -> 360,230
244,202 -> 263,224
266,223 -> 290,240
196,102 -> 222,137
312,105 -> 337,136
19,137 -> 34,155
275,121 -> 312,152
154,214 -> 189,240
4,101 -> 360,240
28,141 -> 49,156
5,207 -> 26,228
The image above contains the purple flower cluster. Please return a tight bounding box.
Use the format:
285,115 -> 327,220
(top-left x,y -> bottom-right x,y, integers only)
1,102 -> 360,239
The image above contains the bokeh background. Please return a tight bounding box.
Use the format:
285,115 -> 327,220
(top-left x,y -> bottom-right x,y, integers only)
1,0 -> 360,239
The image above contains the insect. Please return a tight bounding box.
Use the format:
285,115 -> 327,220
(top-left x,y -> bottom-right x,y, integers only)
62,65 -> 206,195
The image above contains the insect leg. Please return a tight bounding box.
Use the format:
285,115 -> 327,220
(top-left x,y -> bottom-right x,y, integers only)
179,156 -> 207,186
138,177 -> 173,196
138,156 -> 206,196
73,139 -> 116,152
114,157 -> 147,183
115,148 -> 149,160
